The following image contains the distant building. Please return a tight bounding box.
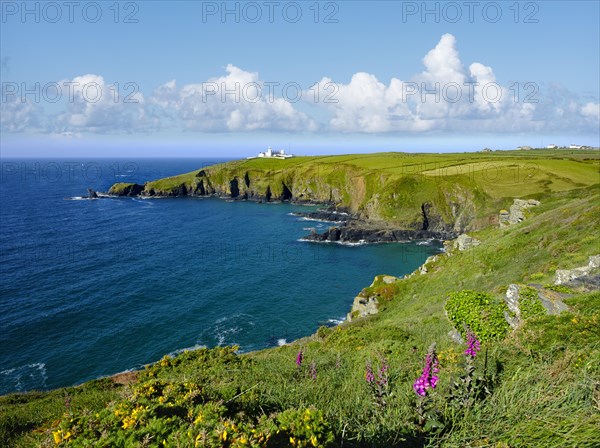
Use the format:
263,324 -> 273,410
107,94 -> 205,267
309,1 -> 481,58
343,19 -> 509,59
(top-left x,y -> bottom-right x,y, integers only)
480,148 -> 493,153
517,146 -> 532,151
254,146 -> 294,159
546,144 -> 557,149
569,144 -> 583,149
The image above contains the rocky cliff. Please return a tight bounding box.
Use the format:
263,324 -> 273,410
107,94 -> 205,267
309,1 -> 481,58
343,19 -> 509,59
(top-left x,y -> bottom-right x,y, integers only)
107,159 -> 497,238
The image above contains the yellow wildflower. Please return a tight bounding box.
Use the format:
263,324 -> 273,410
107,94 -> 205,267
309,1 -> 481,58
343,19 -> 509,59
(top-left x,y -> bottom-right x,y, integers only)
290,436 -> 296,445
122,416 -> 136,429
160,356 -> 171,367
222,430 -> 228,441
310,435 -> 318,447
52,430 -> 62,444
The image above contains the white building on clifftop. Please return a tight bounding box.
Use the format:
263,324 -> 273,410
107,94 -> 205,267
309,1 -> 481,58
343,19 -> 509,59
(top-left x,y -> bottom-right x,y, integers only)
254,146 -> 294,159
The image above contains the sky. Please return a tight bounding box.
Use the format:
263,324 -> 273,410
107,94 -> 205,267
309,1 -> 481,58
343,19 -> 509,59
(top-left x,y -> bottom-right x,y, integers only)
1,0 -> 599,157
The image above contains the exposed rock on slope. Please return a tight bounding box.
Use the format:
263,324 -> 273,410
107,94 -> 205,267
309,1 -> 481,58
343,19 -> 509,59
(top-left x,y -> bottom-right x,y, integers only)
453,234 -> 481,251
499,198 -> 541,226
555,255 -> 600,288
347,275 -> 399,322
504,284 -> 571,328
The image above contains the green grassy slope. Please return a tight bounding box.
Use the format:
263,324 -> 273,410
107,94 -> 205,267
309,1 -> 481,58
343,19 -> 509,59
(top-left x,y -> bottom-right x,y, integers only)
108,150 -> 600,233
3,179 -> 599,446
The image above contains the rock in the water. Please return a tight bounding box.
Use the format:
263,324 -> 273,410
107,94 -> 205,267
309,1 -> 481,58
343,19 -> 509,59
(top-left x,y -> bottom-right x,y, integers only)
303,224 -> 452,244
291,208 -> 354,223
87,188 -> 98,198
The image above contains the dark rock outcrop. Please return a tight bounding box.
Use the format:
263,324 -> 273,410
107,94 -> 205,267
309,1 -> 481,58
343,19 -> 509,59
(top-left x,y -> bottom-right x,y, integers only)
291,208 -> 355,224
281,182 -> 293,201
303,224 -> 453,244
110,183 -> 145,196
230,178 -> 240,198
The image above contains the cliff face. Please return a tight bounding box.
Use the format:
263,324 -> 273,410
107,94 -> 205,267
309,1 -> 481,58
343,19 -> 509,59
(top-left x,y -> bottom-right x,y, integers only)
107,161 -> 493,235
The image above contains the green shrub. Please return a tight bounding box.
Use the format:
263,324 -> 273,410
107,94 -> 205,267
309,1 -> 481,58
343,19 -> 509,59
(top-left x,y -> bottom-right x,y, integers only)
271,407 -> 335,447
544,284 -> 576,294
445,290 -> 510,342
316,326 -> 332,339
519,286 -> 546,320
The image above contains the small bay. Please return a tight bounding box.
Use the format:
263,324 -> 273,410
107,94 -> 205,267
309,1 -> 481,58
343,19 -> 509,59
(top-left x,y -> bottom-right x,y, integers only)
0,158 -> 441,394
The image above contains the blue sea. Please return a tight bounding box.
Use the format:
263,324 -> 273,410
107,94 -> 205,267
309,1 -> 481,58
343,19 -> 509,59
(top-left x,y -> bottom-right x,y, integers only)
0,158 -> 441,395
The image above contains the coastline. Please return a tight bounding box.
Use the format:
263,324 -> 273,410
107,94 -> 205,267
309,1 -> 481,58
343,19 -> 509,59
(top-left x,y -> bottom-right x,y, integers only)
95,236 -> 444,390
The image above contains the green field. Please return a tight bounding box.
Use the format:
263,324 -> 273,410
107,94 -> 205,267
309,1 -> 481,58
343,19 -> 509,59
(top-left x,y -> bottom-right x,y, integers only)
5,150 -> 600,447
114,149 -> 600,200
108,149 -> 600,234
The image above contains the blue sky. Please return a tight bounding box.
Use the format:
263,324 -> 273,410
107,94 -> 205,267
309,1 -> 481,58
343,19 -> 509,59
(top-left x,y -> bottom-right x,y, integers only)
1,1 -> 599,157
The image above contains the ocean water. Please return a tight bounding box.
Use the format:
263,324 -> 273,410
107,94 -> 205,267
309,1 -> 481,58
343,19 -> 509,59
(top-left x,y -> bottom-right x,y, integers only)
0,158 -> 441,394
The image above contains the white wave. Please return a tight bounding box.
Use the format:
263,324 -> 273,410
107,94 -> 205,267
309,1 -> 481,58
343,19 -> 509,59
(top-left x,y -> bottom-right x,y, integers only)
342,239 -> 367,247
0,362 -> 48,393
277,338 -> 287,346
65,196 -> 97,201
327,317 -> 345,325
298,238 -> 367,247
206,313 -> 256,347
416,240 -> 432,246
298,217 -> 342,223
168,344 -> 207,357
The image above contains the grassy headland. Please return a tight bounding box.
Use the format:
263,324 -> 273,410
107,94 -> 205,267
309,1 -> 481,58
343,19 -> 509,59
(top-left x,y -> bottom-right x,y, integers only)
108,150 -> 599,235
2,149 -> 600,447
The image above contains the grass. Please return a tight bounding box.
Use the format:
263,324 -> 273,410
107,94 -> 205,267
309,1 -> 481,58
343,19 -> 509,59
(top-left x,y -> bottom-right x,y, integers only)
117,149 -> 599,231
3,152 -> 600,447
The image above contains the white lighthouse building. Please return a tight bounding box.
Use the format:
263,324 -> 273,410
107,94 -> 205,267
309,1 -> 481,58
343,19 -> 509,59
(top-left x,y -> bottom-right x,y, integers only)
255,146 -> 294,159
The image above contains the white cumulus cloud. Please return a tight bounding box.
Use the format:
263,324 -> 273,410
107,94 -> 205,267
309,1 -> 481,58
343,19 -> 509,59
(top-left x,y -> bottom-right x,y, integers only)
315,34 -> 600,134
150,64 -> 317,132
53,74 -> 153,133
0,94 -> 40,132
2,35 -> 598,137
